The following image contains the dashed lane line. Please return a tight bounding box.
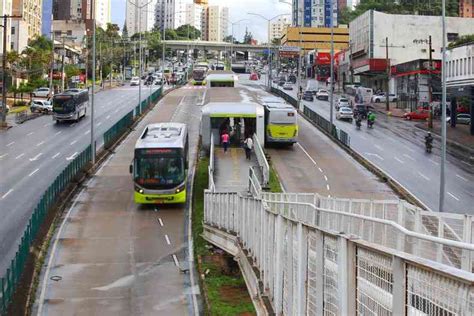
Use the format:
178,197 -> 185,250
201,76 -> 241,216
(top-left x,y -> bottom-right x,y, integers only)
0,153 -> 8,159
7,141 -> 15,147
374,144 -> 384,151
27,132 -> 34,136
326,184 -> 330,191
55,131 -> 62,136
52,152 -> 61,159
36,141 -> 45,147
447,192 -> 460,201
394,156 -> 404,164
417,172 -> 430,181
15,153 -> 25,159
318,167 -> 323,173
172,254 -> 180,267
70,140 -> 78,145
84,130 -> 90,135
106,115 -> 111,120
97,122 -> 102,127
158,218 -> 164,227
296,143 -> 318,166
29,153 -> 43,161
456,174 -> 468,182
403,154 -> 415,161
429,159 -> 439,166
165,234 -> 171,245
28,168 -> 40,177
324,175 -> 328,182
66,152 -> 78,161
1,189 -> 13,199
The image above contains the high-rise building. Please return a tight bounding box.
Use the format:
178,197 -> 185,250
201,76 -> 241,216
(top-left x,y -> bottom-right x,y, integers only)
185,3 -> 205,34
95,0 -> 112,28
459,0 -> 473,17
155,0 -> 190,32
0,0 -> 13,54
52,0 -> 111,29
205,5 -> 228,42
270,17 -> 289,41
292,0 -> 337,27
11,0 -> 43,52
126,0 -> 158,35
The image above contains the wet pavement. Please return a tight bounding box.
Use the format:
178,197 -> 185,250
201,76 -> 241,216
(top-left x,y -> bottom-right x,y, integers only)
214,147 -> 258,192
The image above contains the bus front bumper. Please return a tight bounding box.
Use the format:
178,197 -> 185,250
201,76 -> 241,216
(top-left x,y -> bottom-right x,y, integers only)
134,189 -> 186,204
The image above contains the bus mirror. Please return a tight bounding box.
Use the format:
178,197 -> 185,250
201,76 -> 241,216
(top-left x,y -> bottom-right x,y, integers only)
129,164 -> 133,174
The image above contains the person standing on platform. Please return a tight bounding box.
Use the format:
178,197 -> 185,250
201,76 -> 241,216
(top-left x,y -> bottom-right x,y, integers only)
243,135 -> 253,160
221,130 -> 230,153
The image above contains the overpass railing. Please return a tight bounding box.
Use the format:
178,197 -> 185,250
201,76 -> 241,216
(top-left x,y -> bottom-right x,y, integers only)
203,191 -> 474,315
252,134 -> 269,187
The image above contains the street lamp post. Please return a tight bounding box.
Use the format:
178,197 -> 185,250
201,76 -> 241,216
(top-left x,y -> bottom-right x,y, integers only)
91,18 -> 96,164
439,0 -> 447,212
230,19 -> 250,66
329,0 -> 334,129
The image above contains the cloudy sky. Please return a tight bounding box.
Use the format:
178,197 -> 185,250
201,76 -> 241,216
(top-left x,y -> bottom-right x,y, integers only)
111,0 -> 291,42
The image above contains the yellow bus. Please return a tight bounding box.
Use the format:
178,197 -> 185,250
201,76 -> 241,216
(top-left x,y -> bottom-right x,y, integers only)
130,122 -> 189,204
261,97 -> 298,145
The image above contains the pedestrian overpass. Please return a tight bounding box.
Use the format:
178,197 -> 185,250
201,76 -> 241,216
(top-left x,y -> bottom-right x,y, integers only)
163,40 -> 274,52
203,135 -> 474,315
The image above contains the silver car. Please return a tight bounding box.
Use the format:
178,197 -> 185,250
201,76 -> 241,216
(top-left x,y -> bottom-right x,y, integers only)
32,87 -> 52,98
30,100 -> 53,113
336,106 -> 354,121
457,113 -> 471,125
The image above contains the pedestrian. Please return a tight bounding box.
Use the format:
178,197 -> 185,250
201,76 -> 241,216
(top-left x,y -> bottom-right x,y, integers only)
221,130 -> 230,153
243,135 -> 253,160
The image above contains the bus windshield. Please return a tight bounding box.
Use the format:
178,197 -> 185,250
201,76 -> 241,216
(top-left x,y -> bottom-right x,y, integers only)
53,96 -> 74,113
135,156 -> 184,189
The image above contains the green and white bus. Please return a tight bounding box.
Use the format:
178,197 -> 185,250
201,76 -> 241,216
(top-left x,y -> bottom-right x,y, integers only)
261,97 -> 298,145
130,122 -> 189,204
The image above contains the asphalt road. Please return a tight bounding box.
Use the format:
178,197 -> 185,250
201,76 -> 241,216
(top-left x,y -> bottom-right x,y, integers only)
32,85 -> 203,315
270,79 -> 474,214
0,84 -> 161,277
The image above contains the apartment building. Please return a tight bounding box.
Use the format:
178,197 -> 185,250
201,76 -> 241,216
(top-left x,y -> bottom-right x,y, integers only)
155,0 -> 189,31
185,2 -> 205,34
459,0 -> 473,17
270,17 -> 289,41
126,0 -> 158,34
292,0 -> 338,27
205,5 -> 228,42
0,0 -> 13,54
11,0 -> 42,52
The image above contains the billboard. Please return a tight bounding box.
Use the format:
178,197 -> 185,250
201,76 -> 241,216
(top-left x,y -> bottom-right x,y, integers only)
279,46 -> 301,58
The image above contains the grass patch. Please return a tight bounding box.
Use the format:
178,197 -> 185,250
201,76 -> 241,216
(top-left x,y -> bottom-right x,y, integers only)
193,156 -> 256,315
268,163 -> 283,193
8,106 -> 28,114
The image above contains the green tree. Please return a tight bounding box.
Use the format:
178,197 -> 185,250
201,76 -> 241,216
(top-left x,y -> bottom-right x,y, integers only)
448,34 -> 474,48
175,24 -> 201,40
65,64 -> 81,78
224,35 -> 238,43
164,29 -> 178,40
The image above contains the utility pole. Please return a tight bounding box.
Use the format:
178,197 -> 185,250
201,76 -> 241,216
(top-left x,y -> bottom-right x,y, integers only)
1,14 -> 22,127
61,37 -> 66,91
49,24 -> 55,98
428,35 -> 434,129
439,0 -> 447,212
329,0 -> 335,129
91,6 -> 96,164
385,37 -> 390,112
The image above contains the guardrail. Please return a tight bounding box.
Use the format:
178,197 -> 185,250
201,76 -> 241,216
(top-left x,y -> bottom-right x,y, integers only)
252,134 -> 269,186
203,191 -> 474,315
0,85 -> 165,315
248,167 -> 262,198
208,134 -> 216,192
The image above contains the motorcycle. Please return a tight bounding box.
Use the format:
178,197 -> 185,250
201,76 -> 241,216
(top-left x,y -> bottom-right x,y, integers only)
355,119 -> 362,130
425,140 -> 433,153
367,120 -> 374,129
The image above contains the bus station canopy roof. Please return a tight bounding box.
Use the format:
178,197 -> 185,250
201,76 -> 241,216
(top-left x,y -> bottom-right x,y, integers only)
202,102 -> 264,118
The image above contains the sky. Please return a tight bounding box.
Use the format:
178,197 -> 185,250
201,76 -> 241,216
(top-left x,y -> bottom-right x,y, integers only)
111,0 -> 290,42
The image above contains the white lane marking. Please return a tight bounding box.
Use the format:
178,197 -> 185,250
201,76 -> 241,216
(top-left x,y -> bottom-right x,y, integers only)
417,172 -> 430,181
28,168 -> 40,177
158,218 -> 164,227
106,115 -> 111,120
70,140 -> 78,145
114,109 -> 119,113
172,254 -> 180,267
7,141 -> 15,147
84,130 -> 90,135
447,192 -> 460,201
15,153 -> 25,159
365,152 -> 384,160
429,158 -> 440,166
403,154 -> 415,161
97,122 -> 102,126
36,141 -> 45,147
66,152 -> 78,161
374,144 -> 384,151
165,234 -> 171,245
296,143 -> 318,166
1,189 -> 13,199
456,174 -> 468,182
27,132 -> 34,136
326,184 -> 330,191
0,153 -> 8,159
394,156 -> 404,164
55,131 -> 62,136
44,123 -> 53,127
318,167 -> 323,173
52,152 -> 61,159
324,175 -> 328,182
29,153 -> 43,161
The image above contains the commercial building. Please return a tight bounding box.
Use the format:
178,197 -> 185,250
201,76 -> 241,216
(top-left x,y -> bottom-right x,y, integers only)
155,0 -> 189,31
11,0 -> 43,52
126,0 -> 157,35
349,10 -> 474,106
459,0 -> 473,18
446,42 -> 474,134
292,0 -> 338,27
281,26 -> 349,53
0,0 -> 13,54
270,17 -> 289,42
203,5 -> 228,42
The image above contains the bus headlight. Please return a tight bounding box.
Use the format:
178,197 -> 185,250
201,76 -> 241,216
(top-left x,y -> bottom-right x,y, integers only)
135,186 -> 144,194
175,184 -> 186,193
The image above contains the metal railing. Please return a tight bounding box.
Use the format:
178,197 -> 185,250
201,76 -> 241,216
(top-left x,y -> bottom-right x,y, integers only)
249,166 -> 262,198
252,134 -> 269,186
0,85 -> 165,315
208,134 -> 216,192
203,191 -> 474,315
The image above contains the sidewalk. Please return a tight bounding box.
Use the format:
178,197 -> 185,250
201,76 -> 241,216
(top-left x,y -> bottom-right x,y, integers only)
416,120 -> 474,151
370,102 -> 406,118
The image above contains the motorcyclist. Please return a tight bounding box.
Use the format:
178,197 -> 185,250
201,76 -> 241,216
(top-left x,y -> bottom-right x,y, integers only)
425,132 -> 433,152
367,111 -> 376,127
356,115 -> 362,128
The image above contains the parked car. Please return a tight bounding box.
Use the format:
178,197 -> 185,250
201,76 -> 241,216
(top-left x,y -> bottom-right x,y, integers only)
316,89 -> 329,100
302,91 -> 314,101
32,87 -> 52,98
372,93 -> 398,103
336,107 -> 354,121
456,113 -> 471,125
250,73 -> 259,81
403,109 -> 430,120
336,97 -> 350,110
283,82 -> 293,90
130,77 -> 140,86
30,100 -> 53,113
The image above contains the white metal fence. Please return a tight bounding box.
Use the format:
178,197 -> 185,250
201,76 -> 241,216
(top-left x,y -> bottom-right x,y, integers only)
203,191 -> 474,315
208,134 -> 216,192
252,134 -> 269,187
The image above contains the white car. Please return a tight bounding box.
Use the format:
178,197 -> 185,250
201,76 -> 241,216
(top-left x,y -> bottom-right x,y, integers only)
32,87 -> 52,98
130,77 -> 140,86
336,107 -> 354,121
30,100 -> 53,113
283,82 -> 293,90
316,89 -> 329,100
372,93 -> 397,103
336,97 -> 350,110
